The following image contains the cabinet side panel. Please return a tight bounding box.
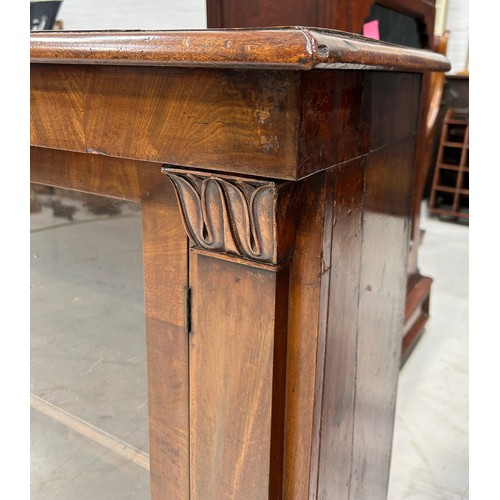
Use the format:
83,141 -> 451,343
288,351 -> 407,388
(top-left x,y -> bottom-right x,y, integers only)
350,138 -> 415,499
317,157 -> 365,499
368,72 -> 421,151
298,70 -> 367,179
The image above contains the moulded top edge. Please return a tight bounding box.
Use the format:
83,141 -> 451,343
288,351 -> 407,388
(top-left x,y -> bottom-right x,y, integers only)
30,27 -> 451,73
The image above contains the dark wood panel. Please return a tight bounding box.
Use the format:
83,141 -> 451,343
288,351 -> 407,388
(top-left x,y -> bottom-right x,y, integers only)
349,139 -> 414,499
368,71 -> 421,151
207,0 -> 435,45
317,158 -> 365,498
209,0 -> 320,28
298,70 -> 367,178
189,253 -> 288,499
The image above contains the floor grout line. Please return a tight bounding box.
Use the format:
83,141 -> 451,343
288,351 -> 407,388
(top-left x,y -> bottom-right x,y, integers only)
30,393 -> 150,471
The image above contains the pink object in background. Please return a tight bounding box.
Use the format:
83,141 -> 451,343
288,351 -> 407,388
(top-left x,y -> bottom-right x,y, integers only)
363,20 -> 380,40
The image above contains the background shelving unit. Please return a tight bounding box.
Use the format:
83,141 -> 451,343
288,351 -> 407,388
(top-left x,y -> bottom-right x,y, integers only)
428,108 -> 469,221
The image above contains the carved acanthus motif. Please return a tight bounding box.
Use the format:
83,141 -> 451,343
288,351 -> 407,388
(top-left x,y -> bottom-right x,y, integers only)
162,167 -> 282,263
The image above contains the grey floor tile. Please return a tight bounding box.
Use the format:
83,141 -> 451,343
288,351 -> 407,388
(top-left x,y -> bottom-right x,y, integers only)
31,409 -> 150,500
388,204 -> 468,499
31,190 -> 150,498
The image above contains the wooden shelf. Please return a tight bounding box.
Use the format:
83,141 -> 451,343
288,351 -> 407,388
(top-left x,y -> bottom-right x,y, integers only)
433,186 -> 468,194
442,141 -> 468,148
436,163 -> 469,172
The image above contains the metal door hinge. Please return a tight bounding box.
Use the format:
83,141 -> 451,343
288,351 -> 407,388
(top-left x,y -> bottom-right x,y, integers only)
184,286 -> 192,335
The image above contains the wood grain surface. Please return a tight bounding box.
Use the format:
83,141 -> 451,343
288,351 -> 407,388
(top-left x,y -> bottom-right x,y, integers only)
142,177 -> 191,500
282,171 -> 329,500
30,64 -> 301,179
316,158 -> 365,499
30,147 -> 163,203
349,139 -> 414,500
161,169 -> 296,264
30,28 -> 450,72
189,253 -> 289,499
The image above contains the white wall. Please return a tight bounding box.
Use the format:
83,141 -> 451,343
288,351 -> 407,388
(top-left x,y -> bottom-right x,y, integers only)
443,0 -> 469,74
57,0 -> 207,31
434,0 -> 448,35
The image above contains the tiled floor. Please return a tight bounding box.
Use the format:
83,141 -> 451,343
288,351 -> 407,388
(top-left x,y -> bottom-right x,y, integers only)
30,188 -> 469,499
30,190 -> 150,499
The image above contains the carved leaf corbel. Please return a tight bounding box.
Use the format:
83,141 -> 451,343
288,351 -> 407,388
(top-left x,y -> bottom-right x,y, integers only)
162,167 -> 280,263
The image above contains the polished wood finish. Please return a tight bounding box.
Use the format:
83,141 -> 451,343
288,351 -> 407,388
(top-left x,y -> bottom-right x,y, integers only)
426,32 -> 450,149
31,28 -> 448,499
30,28 -> 446,71
30,62 -> 443,183
189,254 -> 290,498
205,0 -> 439,364
162,169 -> 296,264
402,275 -> 433,364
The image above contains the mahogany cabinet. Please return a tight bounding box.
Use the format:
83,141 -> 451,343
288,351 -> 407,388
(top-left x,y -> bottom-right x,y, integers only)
206,0 -> 438,363
30,28 -> 449,499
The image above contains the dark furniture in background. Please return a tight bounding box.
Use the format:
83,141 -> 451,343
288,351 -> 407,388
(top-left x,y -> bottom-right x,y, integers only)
206,0 -> 435,47
443,74 -> 469,111
428,108 -> 469,221
207,0 -> 439,363
424,72 -> 469,198
30,1 -> 62,30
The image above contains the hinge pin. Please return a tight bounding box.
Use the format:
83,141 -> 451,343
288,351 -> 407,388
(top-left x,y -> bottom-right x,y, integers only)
184,286 -> 192,335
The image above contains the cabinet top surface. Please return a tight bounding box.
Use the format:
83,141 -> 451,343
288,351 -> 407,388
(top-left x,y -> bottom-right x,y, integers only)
30,27 -> 450,72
